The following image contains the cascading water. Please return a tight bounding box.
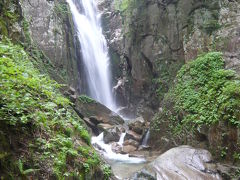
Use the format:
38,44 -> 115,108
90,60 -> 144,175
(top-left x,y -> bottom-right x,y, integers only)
141,129 -> 150,146
67,0 -> 146,174
67,0 -> 115,110
92,133 -> 145,163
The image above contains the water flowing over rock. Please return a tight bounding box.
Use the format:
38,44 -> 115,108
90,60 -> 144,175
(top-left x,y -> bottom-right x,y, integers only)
67,0 -> 116,110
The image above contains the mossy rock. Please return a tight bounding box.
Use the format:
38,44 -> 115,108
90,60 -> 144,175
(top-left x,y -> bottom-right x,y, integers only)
150,52 -> 240,163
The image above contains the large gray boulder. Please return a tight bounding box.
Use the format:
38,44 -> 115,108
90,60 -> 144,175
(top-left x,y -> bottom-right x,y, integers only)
153,146 -> 221,180
75,96 -> 124,126
21,0 -> 83,90
129,146 -> 222,180
128,116 -> 146,135
103,127 -> 121,144
124,130 -> 142,142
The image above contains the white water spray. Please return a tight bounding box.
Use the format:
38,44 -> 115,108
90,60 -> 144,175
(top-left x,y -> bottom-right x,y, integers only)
67,0 -> 115,110
118,132 -> 126,146
92,133 -> 145,163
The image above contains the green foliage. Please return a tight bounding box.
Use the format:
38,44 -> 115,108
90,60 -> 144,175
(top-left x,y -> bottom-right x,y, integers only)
119,0 -> 131,11
220,147 -> 228,158
153,59 -> 184,100
114,0 -> 142,14
102,164 -> 112,180
78,95 -> 95,104
0,0 -> 22,41
233,152 -> 240,161
0,41 -> 100,178
18,159 -> 39,176
201,19 -> 221,35
22,18 -> 31,45
0,41 -> 64,125
114,0 -> 130,12
54,2 -> 69,18
173,52 -> 240,129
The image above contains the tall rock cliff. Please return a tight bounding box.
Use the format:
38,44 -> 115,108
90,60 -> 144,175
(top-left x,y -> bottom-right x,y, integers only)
100,0 -> 240,166
20,0 -> 86,93
101,0 -> 240,116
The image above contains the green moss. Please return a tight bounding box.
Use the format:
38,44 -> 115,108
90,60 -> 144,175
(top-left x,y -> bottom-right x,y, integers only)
22,18 -> 32,46
0,0 -> 22,41
153,58 -> 184,101
54,1 -> 70,19
201,19 -> 221,35
79,95 -> 96,104
0,41 -> 101,178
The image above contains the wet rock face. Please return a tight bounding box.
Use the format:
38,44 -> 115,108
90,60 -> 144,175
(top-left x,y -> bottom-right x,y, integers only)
21,0 -> 84,92
103,127 -> 121,143
153,146 -> 222,180
128,116 -> 146,135
124,130 -> 142,142
0,1 -> 24,42
99,0 -> 240,121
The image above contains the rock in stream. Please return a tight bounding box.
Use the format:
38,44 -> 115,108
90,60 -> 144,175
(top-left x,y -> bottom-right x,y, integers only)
130,145 -> 222,180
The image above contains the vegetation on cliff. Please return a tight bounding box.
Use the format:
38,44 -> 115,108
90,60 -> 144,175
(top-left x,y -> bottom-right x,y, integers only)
151,52 -> 240,164
0,41 -> 110,179
174,52 -> 240,128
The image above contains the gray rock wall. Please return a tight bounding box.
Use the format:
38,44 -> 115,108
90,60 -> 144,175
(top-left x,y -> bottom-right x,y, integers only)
21,0 -> 85,93
100,0 -> 240,118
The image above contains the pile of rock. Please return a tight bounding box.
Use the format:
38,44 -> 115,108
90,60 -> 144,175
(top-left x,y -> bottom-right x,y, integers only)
122,117 -> 149,154
96,116 -> 150,154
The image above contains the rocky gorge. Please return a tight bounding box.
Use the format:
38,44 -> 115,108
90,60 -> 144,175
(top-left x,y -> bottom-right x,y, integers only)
0,0 -> 240,179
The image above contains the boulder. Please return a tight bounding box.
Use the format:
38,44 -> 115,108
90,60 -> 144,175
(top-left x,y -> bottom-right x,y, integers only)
111,142 -> 122,154
97,123 -> 113,132
122,145 -> 137,153
128,116 -> 145,134
69,94 -> 77,103
83,117 -> 99,135
138,145 -> 151,151
75,98 -> 124,125
130,169 -> 156,180
124,130 -> 142,142
123,139 -> 139,148
89,116 -> 103,125
103,127 -> 120,144
69,86 -> 76,95
153,146 -> 221,180
129,154 -> 144,158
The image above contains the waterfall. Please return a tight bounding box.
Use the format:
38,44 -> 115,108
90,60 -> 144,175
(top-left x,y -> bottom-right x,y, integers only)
141,129 -> 150,146
118,132 -> 126,146
67,0 -> 116,110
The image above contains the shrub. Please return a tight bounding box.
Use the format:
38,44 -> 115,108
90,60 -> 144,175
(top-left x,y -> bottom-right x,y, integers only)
173,52 -> 240,129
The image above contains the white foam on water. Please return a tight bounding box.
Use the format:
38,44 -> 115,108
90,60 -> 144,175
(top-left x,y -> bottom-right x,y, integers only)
92,133 -> 145,163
